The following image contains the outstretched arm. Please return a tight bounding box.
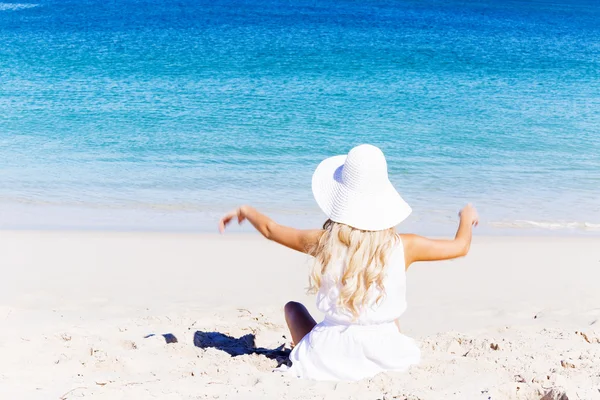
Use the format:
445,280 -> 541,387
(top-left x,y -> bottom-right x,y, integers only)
219,205 -> 323,254
401,204 -> 479,269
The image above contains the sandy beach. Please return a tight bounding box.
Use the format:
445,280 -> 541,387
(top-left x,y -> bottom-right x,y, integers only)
0,231 -> 599,399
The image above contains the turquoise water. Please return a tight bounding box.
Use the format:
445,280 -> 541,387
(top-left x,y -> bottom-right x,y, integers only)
1,0 -> 599,234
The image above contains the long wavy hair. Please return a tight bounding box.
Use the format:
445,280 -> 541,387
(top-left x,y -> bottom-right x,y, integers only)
308,219 -> 399,319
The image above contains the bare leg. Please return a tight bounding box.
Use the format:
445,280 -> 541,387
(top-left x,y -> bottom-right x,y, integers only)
395,318 -> 402,333
284,301 -> 317,346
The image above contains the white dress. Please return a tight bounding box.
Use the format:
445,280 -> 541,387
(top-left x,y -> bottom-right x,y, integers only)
287,238 -> 421,381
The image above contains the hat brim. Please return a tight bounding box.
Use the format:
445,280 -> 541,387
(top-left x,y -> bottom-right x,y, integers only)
311,155 -> 412,231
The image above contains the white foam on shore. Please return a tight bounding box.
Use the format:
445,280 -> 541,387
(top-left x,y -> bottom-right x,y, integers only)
0,3 -> 38,11
491,220 -> 600,231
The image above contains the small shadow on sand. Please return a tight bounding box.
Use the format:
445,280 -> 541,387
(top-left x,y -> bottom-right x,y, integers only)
193,331 -> 290,367
144,333 -> 179,344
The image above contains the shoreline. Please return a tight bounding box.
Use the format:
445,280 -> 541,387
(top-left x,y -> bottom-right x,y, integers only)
2,201 -> 600,238
2,226 -> 600,238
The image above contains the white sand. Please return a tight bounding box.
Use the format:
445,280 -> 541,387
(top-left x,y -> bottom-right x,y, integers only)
1,231 -> 599,399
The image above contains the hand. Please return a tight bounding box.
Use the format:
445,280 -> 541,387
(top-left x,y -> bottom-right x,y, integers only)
218,206 -> 247,233
459,204 -> 479,227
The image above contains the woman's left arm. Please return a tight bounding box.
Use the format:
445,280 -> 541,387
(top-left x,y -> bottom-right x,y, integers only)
219,205 -> 323,254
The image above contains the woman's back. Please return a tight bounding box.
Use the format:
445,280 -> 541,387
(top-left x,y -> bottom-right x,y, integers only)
288,236 -> 420,381
316,238 -> 407,325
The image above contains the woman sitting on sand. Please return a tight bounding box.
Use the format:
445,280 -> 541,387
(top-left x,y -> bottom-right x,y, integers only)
219,144 -> 478,381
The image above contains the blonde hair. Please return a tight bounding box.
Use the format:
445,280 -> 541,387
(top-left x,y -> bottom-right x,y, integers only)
309,220 -> 398,319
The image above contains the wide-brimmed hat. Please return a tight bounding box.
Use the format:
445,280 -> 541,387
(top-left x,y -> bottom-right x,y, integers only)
312,144 -> 411,231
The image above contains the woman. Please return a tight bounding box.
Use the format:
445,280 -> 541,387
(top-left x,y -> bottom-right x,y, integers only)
219,144 -> 478,381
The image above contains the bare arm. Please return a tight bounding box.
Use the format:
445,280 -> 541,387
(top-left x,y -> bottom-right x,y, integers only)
401,204 -> 479,269
219,205 -> 323,254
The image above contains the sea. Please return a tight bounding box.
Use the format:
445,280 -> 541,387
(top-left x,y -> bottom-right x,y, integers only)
1,0 -> 599,235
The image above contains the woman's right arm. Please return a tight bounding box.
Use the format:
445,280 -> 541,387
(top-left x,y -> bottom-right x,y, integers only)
219,205 -> 323,254
400,204 -> 479,269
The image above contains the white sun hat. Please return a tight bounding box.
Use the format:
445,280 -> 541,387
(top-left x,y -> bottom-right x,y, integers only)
312,144 -> 411,231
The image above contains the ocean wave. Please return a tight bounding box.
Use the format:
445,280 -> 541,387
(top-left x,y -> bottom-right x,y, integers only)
0,3 -> 38,11
490,220 -> 600,231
